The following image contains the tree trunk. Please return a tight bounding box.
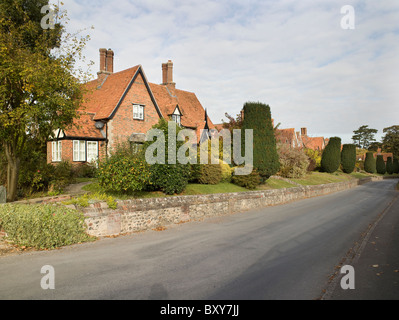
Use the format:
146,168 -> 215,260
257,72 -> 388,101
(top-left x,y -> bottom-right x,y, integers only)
4,143 -> 20,202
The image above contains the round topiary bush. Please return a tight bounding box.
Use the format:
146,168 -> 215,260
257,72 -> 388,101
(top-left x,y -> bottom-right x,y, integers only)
364,152 -> 376,173
341,144 -> 357,174
321,137 -> 342,173
386,157 -> 394,175
376,155 -> 386,174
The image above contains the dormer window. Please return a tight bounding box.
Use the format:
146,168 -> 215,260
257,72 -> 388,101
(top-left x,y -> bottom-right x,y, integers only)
171,106 -> 182,126
171,114 -> 181,126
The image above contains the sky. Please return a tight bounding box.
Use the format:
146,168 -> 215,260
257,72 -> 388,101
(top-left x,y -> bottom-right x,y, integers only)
60,0 -> 399,144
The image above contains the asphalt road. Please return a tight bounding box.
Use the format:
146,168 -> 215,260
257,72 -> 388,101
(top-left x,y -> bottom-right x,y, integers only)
0,179 -> 398,300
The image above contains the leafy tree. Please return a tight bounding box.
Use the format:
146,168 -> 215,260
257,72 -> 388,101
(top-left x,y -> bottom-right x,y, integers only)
0,1 -> 92,201
364,152 -> 376,174
341,144 -> 356,174
241,102 -> 280,181
321,137 -> 342,173
368,142 -> 383,152
222,112 -> 243,132
352,125 -> 378,149
376,155 -> 386,175
382,125 -> 399,159
386,157 -> 394,175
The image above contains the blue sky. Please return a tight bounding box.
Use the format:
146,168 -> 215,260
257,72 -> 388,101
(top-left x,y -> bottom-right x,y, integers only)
61,0 -> 399,143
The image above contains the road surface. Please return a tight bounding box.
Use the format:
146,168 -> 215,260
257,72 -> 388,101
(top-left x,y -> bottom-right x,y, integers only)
0,179 -> 398,300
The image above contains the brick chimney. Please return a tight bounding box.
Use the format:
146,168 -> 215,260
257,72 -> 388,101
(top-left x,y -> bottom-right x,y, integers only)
98,48 -> 114,80
162,60 -> 175,89
301,128 -> 308,136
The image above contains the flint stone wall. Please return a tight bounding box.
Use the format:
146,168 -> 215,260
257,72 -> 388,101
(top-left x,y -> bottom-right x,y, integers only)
82,176 -> 393,238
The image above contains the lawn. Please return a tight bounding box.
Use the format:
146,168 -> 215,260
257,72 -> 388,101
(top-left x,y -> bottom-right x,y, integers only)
257,178 -> 297,190
71,170 -> 399,201
290,171 -> 354,186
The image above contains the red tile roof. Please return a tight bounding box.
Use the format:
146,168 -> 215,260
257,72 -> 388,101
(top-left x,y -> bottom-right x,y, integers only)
63,112 -> 105,139
79,65 -> 213,138
81,66 -> 141,120
302,136 -> 326,151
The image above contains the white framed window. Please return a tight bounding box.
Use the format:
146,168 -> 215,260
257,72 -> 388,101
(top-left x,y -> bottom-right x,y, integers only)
52,141 -> 62,162
171,114 -> 181,126
130,142 -> 144,154
73,140 -> 86,162
133,104 -> 144,120
87,141 -> 99,164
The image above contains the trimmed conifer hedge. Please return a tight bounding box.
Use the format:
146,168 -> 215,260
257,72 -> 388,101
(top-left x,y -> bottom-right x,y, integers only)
376,155 -> 386,174
321,137 -> 342,173
364,152 -> 376,173
341,144 -> 356,174
386,157 -> 394,175
241,102 -> 280,181
393,158 -> 399,174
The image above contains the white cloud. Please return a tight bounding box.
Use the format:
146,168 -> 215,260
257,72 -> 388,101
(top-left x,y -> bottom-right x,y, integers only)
61,0 -> 399,144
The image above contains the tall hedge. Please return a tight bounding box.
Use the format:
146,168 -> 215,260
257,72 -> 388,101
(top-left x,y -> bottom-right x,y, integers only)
376,155 -> 386,174
364,152 -> 376,173
393,158 -> 399,174
386,157 -> 394,175
241,102 -> 280,181
341,144 -> 356,174
145,119 -> 190,195
321,137 -> 342,173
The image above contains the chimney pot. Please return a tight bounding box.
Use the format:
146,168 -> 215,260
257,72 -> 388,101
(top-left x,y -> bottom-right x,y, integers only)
162,60 -> 175,88
301,128 -> 308,136
106,49 -> 114,74
99,48 -> 107,72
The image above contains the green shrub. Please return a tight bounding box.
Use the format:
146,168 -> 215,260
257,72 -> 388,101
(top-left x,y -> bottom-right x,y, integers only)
72,163 -> 97,179
150,163 -> 190,195
220,161 -> 233,182
98,152 -> 152,193
232,168 -> 261,190
304,148 -> 322,172
341,144 -> 357,174
0,204 -> 95,250
277,143 -> 310,179
393,159 -> 399,174
386,157 -> 394,175
198,163 -> 222,185
241,102 -> 280,181
64,193 -> 117,210
189,163 -> 202,183
354,161 -> 364,172
376,155 -> 386,174
364,152 -> 376,173
321,137 -> 342,173
144,119 -> 190,195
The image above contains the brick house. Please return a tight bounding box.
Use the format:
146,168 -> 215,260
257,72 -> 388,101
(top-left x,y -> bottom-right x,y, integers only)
215,114 -> 326,151
47,49 -> 215,165
358,148 -> 393,162
274,127 -> 326,151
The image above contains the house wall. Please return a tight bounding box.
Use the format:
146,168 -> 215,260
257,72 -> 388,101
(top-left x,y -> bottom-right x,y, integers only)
107,73 -> 161,153
47,140 -> 105,165
47,140 -> 74,164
